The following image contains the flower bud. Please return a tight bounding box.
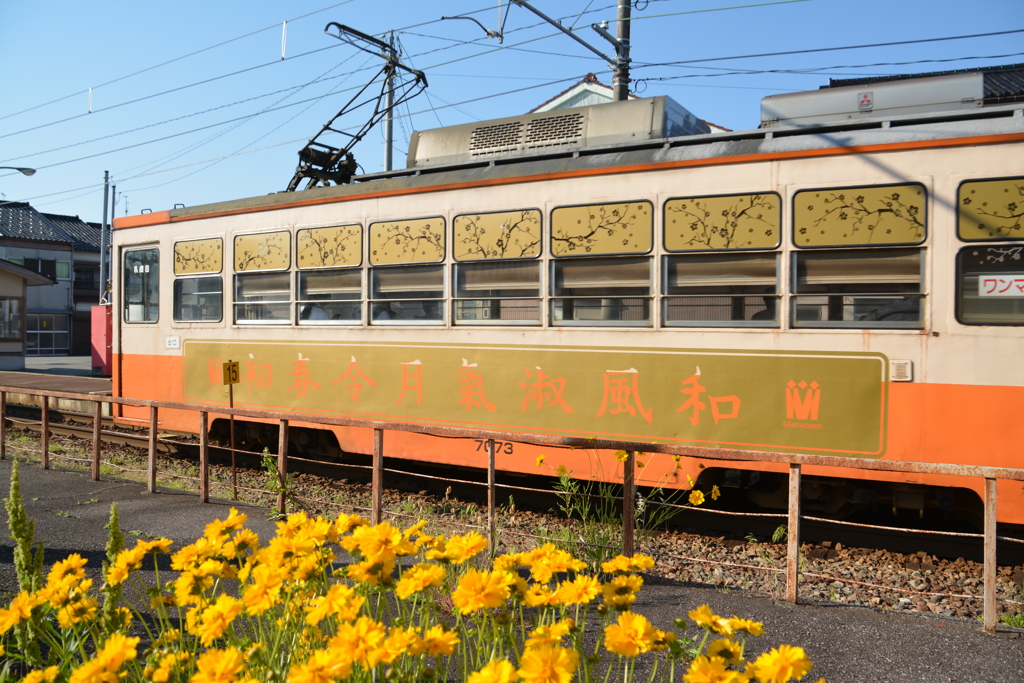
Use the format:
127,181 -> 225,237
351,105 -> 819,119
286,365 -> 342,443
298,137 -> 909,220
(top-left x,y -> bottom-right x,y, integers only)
674,617 -> 687,629
423,667 -> 436,680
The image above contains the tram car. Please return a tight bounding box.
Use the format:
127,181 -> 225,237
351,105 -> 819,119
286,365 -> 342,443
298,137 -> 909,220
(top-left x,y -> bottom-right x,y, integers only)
111,69 -> 1024,528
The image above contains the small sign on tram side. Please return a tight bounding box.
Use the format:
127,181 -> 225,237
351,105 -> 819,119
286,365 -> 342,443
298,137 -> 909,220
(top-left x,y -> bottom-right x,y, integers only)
222,361 -> 240,385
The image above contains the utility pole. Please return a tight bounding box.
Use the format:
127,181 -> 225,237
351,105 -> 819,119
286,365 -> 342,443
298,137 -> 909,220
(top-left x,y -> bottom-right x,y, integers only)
512,1 -> 632,102
98,171 -> 109,304
384,31 -> 396,172
612,0 -> 631,101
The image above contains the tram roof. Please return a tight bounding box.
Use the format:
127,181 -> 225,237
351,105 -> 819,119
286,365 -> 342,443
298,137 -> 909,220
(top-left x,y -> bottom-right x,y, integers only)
119,102 -> 1024,228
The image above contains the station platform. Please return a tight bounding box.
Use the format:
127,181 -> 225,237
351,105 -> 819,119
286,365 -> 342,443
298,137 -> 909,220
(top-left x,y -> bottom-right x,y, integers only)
0,358 -> 112,414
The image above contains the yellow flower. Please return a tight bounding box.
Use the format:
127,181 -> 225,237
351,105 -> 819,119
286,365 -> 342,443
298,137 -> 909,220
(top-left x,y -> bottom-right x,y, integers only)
328,616 -> 387,668
749,645 -> 813,683
451,568 -> 512,614
446,532 -> 489,564
191,647 -> 247,683
421,624 -> 459,657
47,553 -> 88,585
556,464 -> 568,477
148,652 -> 190,683
708,638 -> 743,662
601,554 -> 655,574
395,563 -> 446,600
193,594 -> 243,646
525,618 -> 574,649
684,655 -> 746,683
204,508 -> 248,541
469,659 -> 520,683
242,564 -> 284,615
517,644 -> 578,683
21,666 -> 59,683
305,583 -> 364,624
346,557 -> 396,586
335,512 -> 369,535
728,617 -> 764,637
522,544 -> 586,583
711,485 -> 721,501
536,455 -> 546,467
602,575 -> 643,609
554,575 -> 600,605
689,490 -> 706,506
604,611 -> 657,657
57,595 -> 98,628
688,604 -> 734,636
69,633 -> 139,683
378,626 -> 420,664
0,591 -> 37,634
523,584 -> 560,608
287,648 -> 353,683
343,522 -> 415,565
614,450 -> 630,463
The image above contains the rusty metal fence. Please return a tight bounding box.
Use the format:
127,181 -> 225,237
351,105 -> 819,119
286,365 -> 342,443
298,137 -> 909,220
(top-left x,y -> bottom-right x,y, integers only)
2,385 -> 1023,633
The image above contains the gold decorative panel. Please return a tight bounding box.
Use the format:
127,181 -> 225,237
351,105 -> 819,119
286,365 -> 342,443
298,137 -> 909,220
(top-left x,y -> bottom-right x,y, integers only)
173,238 -> 222,274
958,177 -> 1024,241
454,210 -> 542,260
550,201 -> 652,256
233,231 -> 290,271
297,224 -> 362,268
369,217 -> 445,265
665,193 -> 780,251
794,184 -> 925,247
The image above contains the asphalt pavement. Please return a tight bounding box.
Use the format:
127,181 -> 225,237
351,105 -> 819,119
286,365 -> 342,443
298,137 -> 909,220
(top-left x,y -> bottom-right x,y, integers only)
1,457 -> 1021,683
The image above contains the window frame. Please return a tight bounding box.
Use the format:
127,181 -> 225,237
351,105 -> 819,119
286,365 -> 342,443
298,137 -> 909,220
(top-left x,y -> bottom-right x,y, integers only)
0,296 -> 24,341
369,263 -> 446,325
452,259 -> 542,326
954,244 -> 1024,326
789,247 -> 925,329
296,267 -> 363,325
661,251 -> 780,328
792,182 -> 928,250
173,275 -> 224,323
663,191 -> 782,253
550,255 -> 652,327
955,176 -> 1024,243
550,200 -> 654,258
123,247 -> 160,324
452,208 -> 543,261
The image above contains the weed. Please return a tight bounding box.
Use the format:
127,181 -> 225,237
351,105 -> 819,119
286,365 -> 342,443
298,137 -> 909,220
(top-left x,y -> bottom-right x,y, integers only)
772,524 -> 788,543
48,444 -> 63,454
398,499 -> 420,515
1001,613 -> 1024,628
30,497 -> 40,501
77,498 -> 100,505
55,511 -> 80,519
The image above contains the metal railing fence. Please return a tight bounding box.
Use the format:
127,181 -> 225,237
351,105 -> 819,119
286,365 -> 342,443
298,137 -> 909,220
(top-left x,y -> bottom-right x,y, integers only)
2,385 -> 1023,633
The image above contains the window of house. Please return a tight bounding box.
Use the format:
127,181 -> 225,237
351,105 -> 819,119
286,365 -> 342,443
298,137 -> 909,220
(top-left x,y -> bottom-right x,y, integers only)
956,246 -> 1024,325
791,248 -> 924,328
174,238 -> 223,323
233,231 -> 290,324
124,248 -> 160,322
0,297 -> 22,340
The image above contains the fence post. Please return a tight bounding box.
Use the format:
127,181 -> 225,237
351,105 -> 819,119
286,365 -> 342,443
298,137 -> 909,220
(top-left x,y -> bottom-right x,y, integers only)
372,428 -> 383,524
199,412 -> 209,503
786,463 -> 802,603
148,405 -> 158,493
92,400 -> 102,480
278,420 -> 289,516
487,438 -> 496,554
983,477 -> 997,633
1,391 -> 7,460
623,451 -> 635,556
41,395 -> 50,469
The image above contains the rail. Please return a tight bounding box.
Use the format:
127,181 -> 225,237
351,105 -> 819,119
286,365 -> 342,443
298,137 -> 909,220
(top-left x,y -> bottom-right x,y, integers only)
2,385 -> 1023,633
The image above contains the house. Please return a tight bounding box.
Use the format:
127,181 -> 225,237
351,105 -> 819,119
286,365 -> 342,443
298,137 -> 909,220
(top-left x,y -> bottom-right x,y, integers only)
530,72 -> 731,133
0,258 -> 59,369
0,202 -> 102,356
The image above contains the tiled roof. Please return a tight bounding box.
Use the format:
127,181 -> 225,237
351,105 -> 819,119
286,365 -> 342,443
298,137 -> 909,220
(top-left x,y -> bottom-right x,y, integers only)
41,212 -> 103,251
0,202 -> 71,245
824,63 -> 1024,104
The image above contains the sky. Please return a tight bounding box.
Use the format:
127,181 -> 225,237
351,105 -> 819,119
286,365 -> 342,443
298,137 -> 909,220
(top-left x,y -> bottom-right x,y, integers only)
1,0 -> 1022,224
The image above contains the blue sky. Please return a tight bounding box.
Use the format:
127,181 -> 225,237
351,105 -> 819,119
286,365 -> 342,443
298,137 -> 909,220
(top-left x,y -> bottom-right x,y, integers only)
1,0 -> 1022,223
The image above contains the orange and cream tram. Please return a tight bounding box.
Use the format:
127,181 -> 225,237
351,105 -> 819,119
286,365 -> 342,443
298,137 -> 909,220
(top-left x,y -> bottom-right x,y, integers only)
111,76 -> 1024,527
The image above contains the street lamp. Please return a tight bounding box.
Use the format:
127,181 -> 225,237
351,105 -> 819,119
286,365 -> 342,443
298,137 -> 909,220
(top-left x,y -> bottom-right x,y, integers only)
0,167 -> 36,176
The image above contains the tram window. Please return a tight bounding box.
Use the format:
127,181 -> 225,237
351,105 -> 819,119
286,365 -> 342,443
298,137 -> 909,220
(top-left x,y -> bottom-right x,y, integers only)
123,248 -> 159,323
173,277 -> 222,322
791,248 -> 923,328
370,264 -> 444,324
454,260 -> 540,325
956,246 -> 1024,325
234,272 -> 291,324
663,253 -> 778,327
551,256 -> 651,326
297,269 -> 362,324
